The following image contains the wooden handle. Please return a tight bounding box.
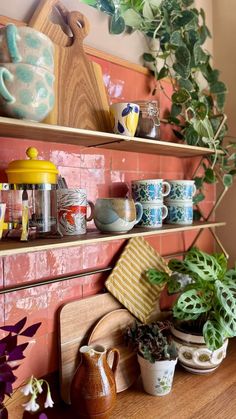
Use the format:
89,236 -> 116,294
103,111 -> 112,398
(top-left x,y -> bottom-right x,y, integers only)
67,11 -> 90,43
107,348 -> 120,376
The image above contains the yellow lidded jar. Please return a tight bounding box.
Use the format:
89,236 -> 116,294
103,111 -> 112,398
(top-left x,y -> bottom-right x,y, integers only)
6,147 -> 58,184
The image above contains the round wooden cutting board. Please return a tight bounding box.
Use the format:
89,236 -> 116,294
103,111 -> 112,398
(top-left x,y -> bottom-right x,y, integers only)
88,308 -> 140,392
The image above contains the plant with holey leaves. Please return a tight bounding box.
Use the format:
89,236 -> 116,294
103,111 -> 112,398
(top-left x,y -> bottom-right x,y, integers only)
0,317 -> 41,418
147,247 -> 236,351
125,321 -> 177,363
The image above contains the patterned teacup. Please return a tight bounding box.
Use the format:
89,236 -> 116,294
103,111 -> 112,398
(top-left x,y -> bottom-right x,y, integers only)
166,180 -> 196,202
110,102 -> 140,137
94,198 -> 143,233
0,63 -> 55,121
165,200 -> 193,225
138,203 -> 168,228
0,24 -> 54,72
131,179 -> 170,203
57,188 -> 94,236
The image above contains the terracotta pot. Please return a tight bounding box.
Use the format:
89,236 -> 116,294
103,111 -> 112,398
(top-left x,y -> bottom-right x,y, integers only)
171,326 -> 228,374
70,344 -> 119,419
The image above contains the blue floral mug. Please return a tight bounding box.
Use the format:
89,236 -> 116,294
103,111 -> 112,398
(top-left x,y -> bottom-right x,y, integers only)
0,63 -> 55,121
166,180 -> 196,201
137,203 -> 168,228
131,179 -> 170,203
165,200 -> 193,225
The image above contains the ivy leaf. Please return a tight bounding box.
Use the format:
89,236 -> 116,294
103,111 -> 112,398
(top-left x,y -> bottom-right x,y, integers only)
122,9 -> 142,28
194,176 -> 204,189
172,88 -> 191,104
204,167 -> 216,184
223,174 -> 233,187
195,102 -> 207,120
216,93 -> 226,110
184,125 -> 199,145
193,192 -> 205,204
175,46 -> 191,68
210,81 -> 227,95
157,66 -> 168,80
170,30 -> 184,46
110,15 -> 125,34
179,78 -> 194,91
173,62 -> 190,79
173,10 -> 196,28
182,0 -> 194,6
194,43 -> 208,64
170,103 -> 182,118
143,53 -> 156,62
99,0 -> 115,14
143,0 -> 154,20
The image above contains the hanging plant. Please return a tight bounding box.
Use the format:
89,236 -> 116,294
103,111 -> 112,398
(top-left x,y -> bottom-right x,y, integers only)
82,0 -> 236,210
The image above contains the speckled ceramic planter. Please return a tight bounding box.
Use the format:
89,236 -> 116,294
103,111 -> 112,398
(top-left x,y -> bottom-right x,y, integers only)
138,354 -> 177,396
171,326 -> 228,374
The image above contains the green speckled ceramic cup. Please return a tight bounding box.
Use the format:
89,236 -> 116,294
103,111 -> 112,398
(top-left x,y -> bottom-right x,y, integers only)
0,63 -> 55,121
0,24 -> 54,72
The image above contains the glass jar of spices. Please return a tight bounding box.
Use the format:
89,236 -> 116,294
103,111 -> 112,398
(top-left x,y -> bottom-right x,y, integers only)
135,100 -> 160,140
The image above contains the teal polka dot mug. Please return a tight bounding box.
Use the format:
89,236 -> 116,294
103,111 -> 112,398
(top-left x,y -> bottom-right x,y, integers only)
0,24 -> 54,72
0,63 -> 55,121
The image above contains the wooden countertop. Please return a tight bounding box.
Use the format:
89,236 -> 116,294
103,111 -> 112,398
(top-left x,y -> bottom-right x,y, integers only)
21,339 -> 236,419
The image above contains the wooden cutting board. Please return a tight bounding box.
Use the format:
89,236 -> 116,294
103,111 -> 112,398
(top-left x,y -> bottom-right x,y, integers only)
28,1 -> 111,131
88,309 -> 139,393
59,293 -> 122,404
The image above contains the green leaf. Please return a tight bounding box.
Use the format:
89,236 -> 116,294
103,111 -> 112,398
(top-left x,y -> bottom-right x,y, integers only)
195,102 -> 207,120
110,15 -> 126,34
192,117 -> 214,139
172,303 -> 200,321
176,289 -> 211,314
193,209 -> 202,221
172,88 -> 191,104
194,176 -> 204,189
210,81 -> 227,95
168,277 -> 181,294
184,125 -> 199,145
157,66 -> 168,80
193,192 -> 205,204
215,280 -> 236,319
143,53 -> 156,62
146,269 -> 168,285
170,103 -> 182,118
179,78 -> 194,91
175,46 -> 191,68
100,0 -> 115,14
216,93 -> 226,110
194,43 -> 208,64
173,10 -> 196,28
173,62 -> 190,79
204,168 -> 216,184
170,30 -> 184,46
143,0 -> 154,19
203,320 -> 225,350
185,248 -> 222,282
168,259 -> 189,275
223,174 -> 233,187
122,9 -> 143,28
182,0 -> 194,6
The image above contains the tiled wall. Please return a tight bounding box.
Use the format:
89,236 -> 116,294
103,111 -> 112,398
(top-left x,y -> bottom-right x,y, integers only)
0,55 -> 215,385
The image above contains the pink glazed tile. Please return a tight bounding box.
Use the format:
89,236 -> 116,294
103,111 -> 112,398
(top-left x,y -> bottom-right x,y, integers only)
111,150 -> 139,172
138,153 -> 161,173
47,331 -> 59,373
82,273 -> 106,298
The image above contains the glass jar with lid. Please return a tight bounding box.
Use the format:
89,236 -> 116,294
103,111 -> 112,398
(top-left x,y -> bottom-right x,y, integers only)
135,100 -> 160,140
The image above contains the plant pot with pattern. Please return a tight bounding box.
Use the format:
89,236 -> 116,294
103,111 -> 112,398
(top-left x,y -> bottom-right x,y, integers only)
147,248 -> 236,374
125,321 -> 178,396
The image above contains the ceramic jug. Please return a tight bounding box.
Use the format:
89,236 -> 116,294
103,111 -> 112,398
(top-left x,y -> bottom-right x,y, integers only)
70,344 -> 120,419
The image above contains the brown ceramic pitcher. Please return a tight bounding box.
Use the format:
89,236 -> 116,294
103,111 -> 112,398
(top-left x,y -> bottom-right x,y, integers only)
70,344 -> 120,419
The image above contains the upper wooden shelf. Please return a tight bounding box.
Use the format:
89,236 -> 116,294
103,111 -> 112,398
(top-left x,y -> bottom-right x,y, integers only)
0,221 -> 225,257
0,117 -> 223,158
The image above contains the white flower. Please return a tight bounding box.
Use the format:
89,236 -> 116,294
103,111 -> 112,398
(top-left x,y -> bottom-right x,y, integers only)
21,376 -> 34,396
44,390 -> 54,409
34,378 -> 43,394
22,394 -> 40,412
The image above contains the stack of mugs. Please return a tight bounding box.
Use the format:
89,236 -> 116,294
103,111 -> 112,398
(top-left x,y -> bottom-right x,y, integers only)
164,180 -> 196,225
0,24 -> 55,121
131,179 -> 170,228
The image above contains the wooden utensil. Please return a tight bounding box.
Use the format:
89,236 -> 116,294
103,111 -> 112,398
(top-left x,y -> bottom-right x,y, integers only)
88,309 -> 139,393
59,293 -> 122,404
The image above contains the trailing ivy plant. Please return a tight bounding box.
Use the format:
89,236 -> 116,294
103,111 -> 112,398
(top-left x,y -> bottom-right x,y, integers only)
146,247 -> 236,351
81,0 -> 236,210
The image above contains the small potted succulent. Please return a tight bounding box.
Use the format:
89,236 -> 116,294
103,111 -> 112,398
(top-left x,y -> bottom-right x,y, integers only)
147,247 -> 236,373
125,321 -> 178,396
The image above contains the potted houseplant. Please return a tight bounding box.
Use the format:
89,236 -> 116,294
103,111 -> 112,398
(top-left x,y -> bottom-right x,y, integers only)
147,247 -> 236,373
125,321 -> 178,396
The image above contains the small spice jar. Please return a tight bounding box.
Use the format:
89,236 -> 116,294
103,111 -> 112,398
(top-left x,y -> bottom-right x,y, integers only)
135,100 -> 160,140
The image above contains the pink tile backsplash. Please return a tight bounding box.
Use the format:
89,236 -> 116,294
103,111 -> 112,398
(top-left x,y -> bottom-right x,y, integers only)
0,54 -> 216,384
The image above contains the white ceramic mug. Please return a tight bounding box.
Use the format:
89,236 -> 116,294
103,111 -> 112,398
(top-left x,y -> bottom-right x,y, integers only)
57,188 -> 94,235
110,102 -> 140,137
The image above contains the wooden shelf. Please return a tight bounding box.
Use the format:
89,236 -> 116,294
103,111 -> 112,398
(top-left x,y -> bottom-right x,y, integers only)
0,221 -> 225,257
0,116 -> 223,157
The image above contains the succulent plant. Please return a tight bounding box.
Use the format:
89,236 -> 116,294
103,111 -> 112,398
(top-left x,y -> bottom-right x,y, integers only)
125,321 -> 178,363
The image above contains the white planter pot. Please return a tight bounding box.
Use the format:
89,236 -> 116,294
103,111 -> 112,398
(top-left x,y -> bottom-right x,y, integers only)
137,355 -> 177,396
171,326 -> 228,374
